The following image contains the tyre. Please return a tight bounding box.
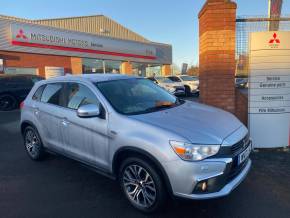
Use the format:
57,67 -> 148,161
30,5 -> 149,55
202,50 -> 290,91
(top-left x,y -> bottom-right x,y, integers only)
184,86 -> 191,97
0,94 -> 17,111
119,157 -> 167,213
23,126 -> 45,160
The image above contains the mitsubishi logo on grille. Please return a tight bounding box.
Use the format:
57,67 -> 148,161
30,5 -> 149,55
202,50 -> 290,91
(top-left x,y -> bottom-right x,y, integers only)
16,29 -> 28,40
242,137 -> 248,149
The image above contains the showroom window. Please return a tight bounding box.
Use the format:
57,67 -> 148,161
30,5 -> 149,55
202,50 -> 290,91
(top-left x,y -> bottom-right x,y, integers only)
82,58 -> 121,74
145,65 -> 162,77
83,58 -> 104,74
105,60 -> 121,74
132,62 -> 147,77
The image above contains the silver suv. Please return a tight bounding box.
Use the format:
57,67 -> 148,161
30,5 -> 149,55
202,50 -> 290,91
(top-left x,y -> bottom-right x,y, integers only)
20,74 -> 252,213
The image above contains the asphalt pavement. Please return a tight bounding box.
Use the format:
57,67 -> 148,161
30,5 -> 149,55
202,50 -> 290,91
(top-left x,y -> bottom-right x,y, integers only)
0,109 -> 290,218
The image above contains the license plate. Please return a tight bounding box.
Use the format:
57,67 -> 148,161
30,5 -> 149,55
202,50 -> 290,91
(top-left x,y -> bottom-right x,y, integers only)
238,144 -> 252,165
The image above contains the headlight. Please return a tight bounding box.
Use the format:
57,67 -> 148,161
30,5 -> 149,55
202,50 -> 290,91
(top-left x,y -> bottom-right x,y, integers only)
169,141 -> 220,161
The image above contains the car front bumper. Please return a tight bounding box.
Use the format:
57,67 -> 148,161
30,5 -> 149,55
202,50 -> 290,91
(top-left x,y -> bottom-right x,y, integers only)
174,159 -> 251,200
163,155 -> 252,200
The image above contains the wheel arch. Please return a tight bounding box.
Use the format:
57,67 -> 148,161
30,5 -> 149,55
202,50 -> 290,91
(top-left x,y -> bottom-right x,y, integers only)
21,120 -> 37,136
112,146 -> 173,196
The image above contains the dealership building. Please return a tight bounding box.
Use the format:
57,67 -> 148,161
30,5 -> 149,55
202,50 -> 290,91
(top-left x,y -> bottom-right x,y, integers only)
0,15 -> 172,78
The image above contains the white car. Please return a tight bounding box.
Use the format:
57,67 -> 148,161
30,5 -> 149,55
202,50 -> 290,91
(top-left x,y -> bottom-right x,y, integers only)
147,76 -> 185,96
167,75 -> 199,96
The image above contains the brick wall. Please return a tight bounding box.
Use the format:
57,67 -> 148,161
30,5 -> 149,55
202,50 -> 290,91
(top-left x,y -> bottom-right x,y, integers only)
0,51 -> 72,77
71,57 -> 83,75
235,89 -> 248,125
199,0 -> 237,114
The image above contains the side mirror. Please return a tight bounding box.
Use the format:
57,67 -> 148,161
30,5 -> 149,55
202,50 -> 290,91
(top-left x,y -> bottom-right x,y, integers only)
77,104 -> 100,118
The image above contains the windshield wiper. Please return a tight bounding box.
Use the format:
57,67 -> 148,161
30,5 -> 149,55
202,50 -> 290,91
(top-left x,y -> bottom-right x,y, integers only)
144,102 -> 174,113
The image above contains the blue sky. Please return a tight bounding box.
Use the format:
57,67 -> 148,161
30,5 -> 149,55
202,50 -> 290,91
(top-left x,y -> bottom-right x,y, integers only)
1,0 -> 290,68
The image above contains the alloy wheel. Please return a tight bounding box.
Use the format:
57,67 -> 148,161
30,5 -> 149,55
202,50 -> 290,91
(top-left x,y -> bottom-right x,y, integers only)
122,164 -> 157,208
25,129 -> 40,158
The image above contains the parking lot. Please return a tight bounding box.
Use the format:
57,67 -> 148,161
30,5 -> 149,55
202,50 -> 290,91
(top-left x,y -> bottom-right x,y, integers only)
1,105 -> 290,218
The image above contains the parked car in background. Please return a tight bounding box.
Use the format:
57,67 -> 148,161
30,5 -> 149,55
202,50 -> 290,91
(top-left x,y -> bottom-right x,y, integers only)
0,74 -> 44,111
20,74 -> 252,213
235,77 -> 248,89
146,76 -> 185,96
167,75 -> 199,96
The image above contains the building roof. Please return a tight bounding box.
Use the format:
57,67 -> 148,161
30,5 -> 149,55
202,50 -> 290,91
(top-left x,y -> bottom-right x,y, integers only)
0,14 -> 149,43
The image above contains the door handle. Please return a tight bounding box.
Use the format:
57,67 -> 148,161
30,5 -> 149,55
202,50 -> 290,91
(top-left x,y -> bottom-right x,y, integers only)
61,118 -> 70,127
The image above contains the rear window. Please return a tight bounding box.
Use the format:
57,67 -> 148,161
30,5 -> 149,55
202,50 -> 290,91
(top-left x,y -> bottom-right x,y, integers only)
32,85 -> 46,101
41,83 -> 63,106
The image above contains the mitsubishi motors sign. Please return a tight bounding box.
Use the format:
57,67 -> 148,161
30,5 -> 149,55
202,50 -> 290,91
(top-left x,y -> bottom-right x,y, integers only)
10,23 -> 157,60
249,31 -> 290,148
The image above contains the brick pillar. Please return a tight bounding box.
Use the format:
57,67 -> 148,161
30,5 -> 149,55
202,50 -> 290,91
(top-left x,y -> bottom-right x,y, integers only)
120,61 -> 132,75
71,57 -> 82,75
199,0 -> 237,114
161,65 -> 171,76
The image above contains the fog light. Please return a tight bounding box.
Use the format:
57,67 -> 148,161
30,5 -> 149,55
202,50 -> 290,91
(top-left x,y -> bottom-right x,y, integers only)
201,182 -> 207,191
195,180 -> 208,193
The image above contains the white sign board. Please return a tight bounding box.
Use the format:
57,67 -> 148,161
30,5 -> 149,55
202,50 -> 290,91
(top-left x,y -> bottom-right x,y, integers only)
10,23 -> 156,60
249,31 -> 290,148
181,63 -> 188,75
45,66 -> 64,79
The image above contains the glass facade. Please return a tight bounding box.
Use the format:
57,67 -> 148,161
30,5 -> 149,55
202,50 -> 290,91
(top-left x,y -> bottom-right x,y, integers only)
145,65 -> 162,77
82,58 -> 162,77
105,60 -> 122,74
83,59 -> 104,74
132,62 -> 147,77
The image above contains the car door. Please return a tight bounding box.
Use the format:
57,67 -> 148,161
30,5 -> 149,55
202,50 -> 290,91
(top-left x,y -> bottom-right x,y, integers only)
37,83 -> 66,153
6,76 -> 31,102
60,82 -> 109,169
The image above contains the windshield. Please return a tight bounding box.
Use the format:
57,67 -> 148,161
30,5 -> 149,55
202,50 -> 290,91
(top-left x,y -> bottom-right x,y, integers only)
155,77 -> 174,83
180,76 -> 197,81
95,78 -> 182,115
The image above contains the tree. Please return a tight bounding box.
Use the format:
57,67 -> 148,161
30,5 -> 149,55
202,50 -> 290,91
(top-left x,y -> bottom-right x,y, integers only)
187,65 -> 199,76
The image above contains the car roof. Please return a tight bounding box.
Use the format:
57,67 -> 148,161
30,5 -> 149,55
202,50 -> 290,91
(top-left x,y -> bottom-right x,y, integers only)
44,73 -> 139,83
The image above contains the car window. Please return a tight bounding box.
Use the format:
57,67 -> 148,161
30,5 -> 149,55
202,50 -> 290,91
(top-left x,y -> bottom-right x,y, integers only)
66,83 -> 99,110
7,76 -> 29,85
156,77 -> 174,83
180,76 -> 195,81
32,85 -> 46,101
168,77 -> 181,82
41,83 -> 63,106
96,78 -> 181,115
147,77 -> 156,82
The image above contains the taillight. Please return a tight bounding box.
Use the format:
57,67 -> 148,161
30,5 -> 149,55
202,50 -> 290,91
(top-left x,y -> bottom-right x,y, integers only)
20,101 -> 25,109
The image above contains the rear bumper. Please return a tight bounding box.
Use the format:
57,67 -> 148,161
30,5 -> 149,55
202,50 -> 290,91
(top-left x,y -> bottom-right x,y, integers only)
174,159 -> 251,200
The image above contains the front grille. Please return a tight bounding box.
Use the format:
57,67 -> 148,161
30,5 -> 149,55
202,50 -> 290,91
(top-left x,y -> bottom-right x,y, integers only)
227,159 -> 248,182
231,133 -> 250,156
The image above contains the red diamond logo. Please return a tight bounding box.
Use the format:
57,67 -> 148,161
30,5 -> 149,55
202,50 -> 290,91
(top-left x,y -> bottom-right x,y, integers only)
16,29 -> 28,40
269,33 -> 280,44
